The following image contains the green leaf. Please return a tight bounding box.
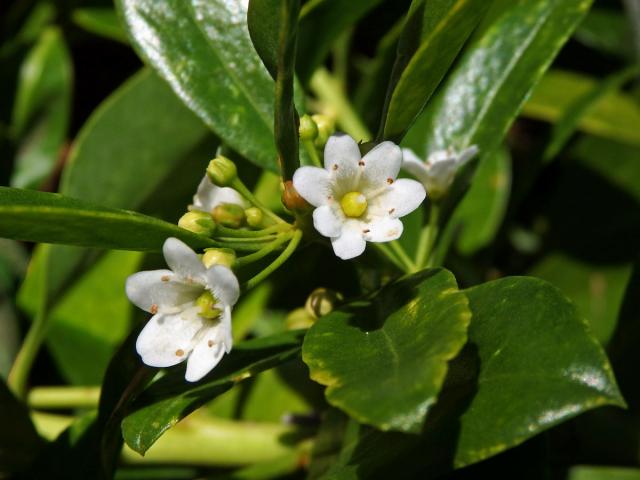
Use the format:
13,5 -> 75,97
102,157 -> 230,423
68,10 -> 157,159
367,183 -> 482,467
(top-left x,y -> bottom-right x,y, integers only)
71,8 -> 128,44
573,8 -> 635,60
0,187 -> 215,251
247,0 -> 280,79
122,330 -> 304,454
18,249 -> 142,384
302,268 -> 471,433
324,276 -> 624,476
10,26 -> 72,189
568,466 -> 640,480
381,0 -> 489,141
452,145 -> 511,254
404,0 -> 593,158
522,69 -> 640,147
296,0 -> 384,84
542,65 -> 640,162
117,0 -> 278,170
529,254 -> 632,346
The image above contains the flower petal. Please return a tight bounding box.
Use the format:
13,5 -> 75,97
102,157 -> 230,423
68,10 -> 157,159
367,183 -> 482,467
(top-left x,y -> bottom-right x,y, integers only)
126,269 -> 202,313
363,217 -> 404,243
192,176 -> 246,212
185,331 -> 226,382
135,307 -> 204,368
324,133 -> 361,171
458,145 -> 479,164
313,205 -> 342,238
374,178 -> 426,218
361,141 -> 402,188
401,148 -> 429,184
330,222 -> 366,260
205,265 -> 240,307
163,237 -> 206,283
292,166 -> 331,207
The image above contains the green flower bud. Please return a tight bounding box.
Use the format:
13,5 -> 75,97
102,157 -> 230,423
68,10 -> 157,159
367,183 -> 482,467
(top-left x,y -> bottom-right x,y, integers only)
212,203 -> 245,228
299,114 -> 318,141
245,207 -> 264,228
202,248 -> 236,268
305,287 -> 343,319
285,307 -> 315,330
207,156 -> 237,187
312,114 -> 335,148
178,211 -> 215,236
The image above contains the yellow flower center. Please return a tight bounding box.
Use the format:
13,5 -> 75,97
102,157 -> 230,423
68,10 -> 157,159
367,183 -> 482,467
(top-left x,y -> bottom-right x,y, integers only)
195,291 -> 222,319
340,191 -> 368,218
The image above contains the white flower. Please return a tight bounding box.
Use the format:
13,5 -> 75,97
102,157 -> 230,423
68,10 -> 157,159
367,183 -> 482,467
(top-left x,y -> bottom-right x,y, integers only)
126,237 -> 240,382
190,175 -> 246,213
292,133 -> 426,260
402,146 -> 479,200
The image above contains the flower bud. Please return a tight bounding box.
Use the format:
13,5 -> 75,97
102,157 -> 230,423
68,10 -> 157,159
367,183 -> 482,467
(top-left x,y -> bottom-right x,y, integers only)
305,287 -> 343,319
282,180 -> 310,212
312,114 -> 335,148
202,248 -> 236,268
285,307 -> 315,330
299,114 -> 318,141
207,156 -> 237,187
178,211 -> 215,236
212,203 -> 245,228
245,207 -> 264,228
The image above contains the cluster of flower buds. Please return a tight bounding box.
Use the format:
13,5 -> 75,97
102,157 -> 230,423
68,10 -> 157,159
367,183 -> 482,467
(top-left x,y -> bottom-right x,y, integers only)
298,113 -> 335,148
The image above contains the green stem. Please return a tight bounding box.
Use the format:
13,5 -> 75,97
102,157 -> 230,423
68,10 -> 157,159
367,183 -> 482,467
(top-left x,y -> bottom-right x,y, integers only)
302,138 -> 322,167
215,224 -> 288,238
373,243 -> 405,271
390,240 -> 416,272
28,386 -> 100,410
8,251 -> 50,398
234,233 -> 293,268
207,240 -> 270,252
244,230 -> 303,290
231,178 -> 288,225
214,235 -> 280,244
309,67 -> 372,142
415,204 -> 440,268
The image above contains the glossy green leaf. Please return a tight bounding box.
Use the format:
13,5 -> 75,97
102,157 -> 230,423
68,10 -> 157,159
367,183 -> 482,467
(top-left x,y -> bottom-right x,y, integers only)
247,0 -> 280,79
71,8 -> 128,44
452,146 -> 511,254
122,330 -> 304,454
18,249 -> 142,384
0,187 -> 216,251
568,466 -> 640,480
296,0 -> 384,84
529,254 -> 632,346
117,0 -> 278,170
404,0 -> 593,158
382,0 -> 488,141
10,27 -> 72,189
324,277 -> 624,477
303,268 -> 471,433
522,69 -> 640,146
543,65 -> 640,162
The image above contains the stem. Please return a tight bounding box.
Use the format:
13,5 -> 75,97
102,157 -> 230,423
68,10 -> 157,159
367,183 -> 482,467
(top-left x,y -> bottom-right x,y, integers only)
234,233 -> 293,268
390,240 -> 416,272
214,235 -> 280,244
244,230 -> 303,290
309,68 -> 372,142
231,178 -> 288,225
8,251 -> 50,398
215,224 -> 288,238
415,204 -> 440,268
373,243 -> 405,272
28,386 -> 100,410
302,138 -> 322,167
207,241 -> 271,252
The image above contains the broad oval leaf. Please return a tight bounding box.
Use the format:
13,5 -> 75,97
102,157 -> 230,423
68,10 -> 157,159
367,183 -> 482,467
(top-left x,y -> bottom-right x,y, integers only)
117,0 -> 278,170
323,277 -> 624,477
302,268 -> 471,433
0,187 -> 215,251
404,0 -> 593,157
122,330 -> 304,454
382,0 -> 488,141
